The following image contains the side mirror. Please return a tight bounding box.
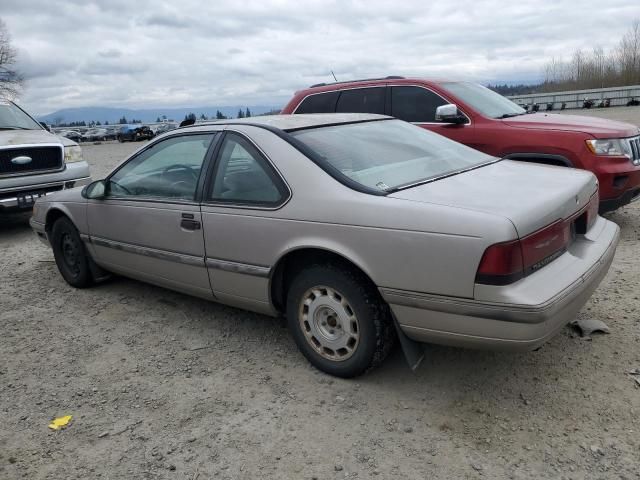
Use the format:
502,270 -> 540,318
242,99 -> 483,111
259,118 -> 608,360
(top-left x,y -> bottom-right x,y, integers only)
435,104 -> 467,124
82,180 -> 107,200
40,121 -> 51,132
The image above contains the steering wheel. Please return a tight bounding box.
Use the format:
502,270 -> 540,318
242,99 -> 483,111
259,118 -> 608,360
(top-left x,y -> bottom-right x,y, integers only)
163,164 -> 198,181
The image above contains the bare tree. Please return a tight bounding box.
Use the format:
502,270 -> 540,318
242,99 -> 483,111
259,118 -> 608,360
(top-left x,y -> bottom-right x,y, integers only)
617,19 -> 640,85
541,19 -> 640,91
0,19 -> 22,100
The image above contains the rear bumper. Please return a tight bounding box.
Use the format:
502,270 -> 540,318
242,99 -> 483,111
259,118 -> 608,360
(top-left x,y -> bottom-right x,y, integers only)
381,218 -> 620,351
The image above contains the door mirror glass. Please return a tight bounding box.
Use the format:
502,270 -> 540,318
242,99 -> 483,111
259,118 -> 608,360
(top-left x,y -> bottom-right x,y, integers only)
435,104 -> 467,124
82,180 -> 106,199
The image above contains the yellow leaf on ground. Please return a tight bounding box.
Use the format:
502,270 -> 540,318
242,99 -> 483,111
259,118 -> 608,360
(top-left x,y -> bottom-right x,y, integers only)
48,415 -> 72,430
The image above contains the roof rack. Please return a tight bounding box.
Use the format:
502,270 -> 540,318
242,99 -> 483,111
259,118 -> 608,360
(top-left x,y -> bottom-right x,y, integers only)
309,76 -> 405,88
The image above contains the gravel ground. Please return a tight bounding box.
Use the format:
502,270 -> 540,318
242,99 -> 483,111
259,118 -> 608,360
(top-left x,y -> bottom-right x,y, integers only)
1,113 -> 640,479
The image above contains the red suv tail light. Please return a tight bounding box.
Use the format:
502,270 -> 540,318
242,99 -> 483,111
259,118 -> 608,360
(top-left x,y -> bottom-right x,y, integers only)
476,192 -> 598,286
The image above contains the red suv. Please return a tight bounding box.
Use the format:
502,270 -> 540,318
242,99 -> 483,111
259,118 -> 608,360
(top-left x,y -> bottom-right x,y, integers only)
282,77 -> 640,212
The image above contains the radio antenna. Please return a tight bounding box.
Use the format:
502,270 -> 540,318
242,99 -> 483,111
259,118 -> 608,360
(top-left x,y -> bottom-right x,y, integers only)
331,70 -> 337,82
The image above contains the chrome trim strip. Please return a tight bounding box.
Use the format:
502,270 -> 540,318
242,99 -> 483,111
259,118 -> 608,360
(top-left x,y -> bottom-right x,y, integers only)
89,236 -> 205,267
79,233 -> 90,242
205,257 -> 271,278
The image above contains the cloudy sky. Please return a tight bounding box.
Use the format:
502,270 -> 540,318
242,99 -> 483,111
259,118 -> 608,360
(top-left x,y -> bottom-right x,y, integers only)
3,0 -> 640,115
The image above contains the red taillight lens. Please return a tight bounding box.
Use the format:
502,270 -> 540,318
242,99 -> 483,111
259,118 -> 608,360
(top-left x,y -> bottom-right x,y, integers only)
477,220 -> 572,285
520,220 -> 571,271
476,240 -> 524,285
477,192 -> 599,286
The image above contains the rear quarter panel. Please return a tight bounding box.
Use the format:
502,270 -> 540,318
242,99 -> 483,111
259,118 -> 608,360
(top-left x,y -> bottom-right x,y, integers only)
201,125 -> 516,304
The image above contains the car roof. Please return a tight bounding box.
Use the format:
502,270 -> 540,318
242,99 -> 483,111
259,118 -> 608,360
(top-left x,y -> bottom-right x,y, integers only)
302,77 -> 462,91
180,113 -> 391,133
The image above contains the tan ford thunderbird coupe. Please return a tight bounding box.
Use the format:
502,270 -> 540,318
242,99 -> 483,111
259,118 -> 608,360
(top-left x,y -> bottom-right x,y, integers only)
30,114 -> 619,377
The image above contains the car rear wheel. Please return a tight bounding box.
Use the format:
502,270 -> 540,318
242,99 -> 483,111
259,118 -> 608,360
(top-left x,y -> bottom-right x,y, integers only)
286,264 -> 394,377
51,217 -> 93,288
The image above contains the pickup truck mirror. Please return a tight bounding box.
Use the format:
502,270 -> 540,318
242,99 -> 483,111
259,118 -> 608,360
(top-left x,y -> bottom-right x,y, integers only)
82,180 -> 107,200
435,104 -> 468,125
40,121 -> 51,132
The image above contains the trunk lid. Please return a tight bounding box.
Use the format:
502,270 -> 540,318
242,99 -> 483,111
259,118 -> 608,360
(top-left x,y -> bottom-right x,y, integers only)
389,160 -> 598,237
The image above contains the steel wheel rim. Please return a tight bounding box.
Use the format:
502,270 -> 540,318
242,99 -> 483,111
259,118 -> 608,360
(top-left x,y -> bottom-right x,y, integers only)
299,285 -> 360,361
61,233 -> 80,275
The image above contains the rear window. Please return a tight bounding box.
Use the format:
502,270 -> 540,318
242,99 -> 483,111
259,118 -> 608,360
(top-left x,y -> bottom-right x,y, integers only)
335,88 -> 385,114
291,119 -> 495,192
295,92 -> 339,114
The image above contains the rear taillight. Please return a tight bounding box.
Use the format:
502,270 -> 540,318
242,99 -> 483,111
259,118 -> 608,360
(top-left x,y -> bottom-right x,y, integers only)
476,192 -> 598,286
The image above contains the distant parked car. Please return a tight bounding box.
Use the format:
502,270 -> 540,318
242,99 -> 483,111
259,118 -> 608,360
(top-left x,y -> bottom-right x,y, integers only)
103,126 -> 119,141
30,114 -> 619,377
59,130 -> 83,143
156,123 -> 177,135
81,128 -> 109,142
117,125 -> 154,142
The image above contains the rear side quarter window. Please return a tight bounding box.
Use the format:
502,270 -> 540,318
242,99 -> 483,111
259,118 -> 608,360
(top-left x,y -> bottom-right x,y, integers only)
335,87 -> 385,114
295,92 -> 339,114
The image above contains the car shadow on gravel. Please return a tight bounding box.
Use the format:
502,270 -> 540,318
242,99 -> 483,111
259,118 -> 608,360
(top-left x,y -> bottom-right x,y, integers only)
96,274 -> 586,390
0,212 -> 32,236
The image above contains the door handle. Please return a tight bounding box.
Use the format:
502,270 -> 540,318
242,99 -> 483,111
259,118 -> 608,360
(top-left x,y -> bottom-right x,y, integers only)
180,213 -> 200,230
180,219 -> 201,230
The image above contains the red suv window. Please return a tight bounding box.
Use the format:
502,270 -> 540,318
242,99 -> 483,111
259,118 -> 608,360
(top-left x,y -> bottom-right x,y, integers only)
295,91 -> 339,113
391,86 -> 448,123
335,87 -> 385,114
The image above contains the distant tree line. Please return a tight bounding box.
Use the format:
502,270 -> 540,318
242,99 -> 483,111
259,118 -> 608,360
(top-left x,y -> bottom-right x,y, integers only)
540,20 -> 640,92
486,83 -> 543,95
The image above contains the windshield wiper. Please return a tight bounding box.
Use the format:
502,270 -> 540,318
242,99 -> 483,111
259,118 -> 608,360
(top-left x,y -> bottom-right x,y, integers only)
0,126 -> 32,130
496,113 -> 526,119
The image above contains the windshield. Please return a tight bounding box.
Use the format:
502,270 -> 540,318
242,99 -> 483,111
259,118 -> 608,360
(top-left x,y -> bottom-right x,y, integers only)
0,102 -> 43,130
290,119 -> 496,192
439,82 -> 526,119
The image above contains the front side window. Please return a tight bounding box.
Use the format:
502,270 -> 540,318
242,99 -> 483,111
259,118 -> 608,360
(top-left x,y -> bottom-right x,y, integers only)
291,119 -> 495,192
295,91 -> 339,114
108,134 -> 215,200
208,133 -> 286,206
439,82 -> 526,119
335,87 -> 385,114
391,86 -> 449,123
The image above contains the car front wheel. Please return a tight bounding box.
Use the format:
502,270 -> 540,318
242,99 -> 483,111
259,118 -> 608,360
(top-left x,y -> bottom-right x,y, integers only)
286,264 -> 395,377
51,217 -> 93,288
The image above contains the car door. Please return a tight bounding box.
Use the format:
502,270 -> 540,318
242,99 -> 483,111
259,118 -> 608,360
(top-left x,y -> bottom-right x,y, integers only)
199,131 -> 290,314
87,132 -> 218,299
389,85 -> 475,145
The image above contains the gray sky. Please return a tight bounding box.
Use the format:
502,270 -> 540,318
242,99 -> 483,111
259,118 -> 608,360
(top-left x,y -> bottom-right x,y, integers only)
4,0 -> 640,115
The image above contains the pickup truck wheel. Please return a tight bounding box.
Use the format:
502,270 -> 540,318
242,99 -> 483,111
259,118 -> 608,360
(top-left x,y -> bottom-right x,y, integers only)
286,265 -> 394,377
51,217 -> 93,288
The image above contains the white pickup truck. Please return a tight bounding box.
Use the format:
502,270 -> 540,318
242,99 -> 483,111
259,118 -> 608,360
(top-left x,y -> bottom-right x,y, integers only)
0,100 -> 91,212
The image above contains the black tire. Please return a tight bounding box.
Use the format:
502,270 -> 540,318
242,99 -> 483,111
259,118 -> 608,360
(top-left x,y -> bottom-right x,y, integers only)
286,264 -> 395,378
51,217 -> 94,288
